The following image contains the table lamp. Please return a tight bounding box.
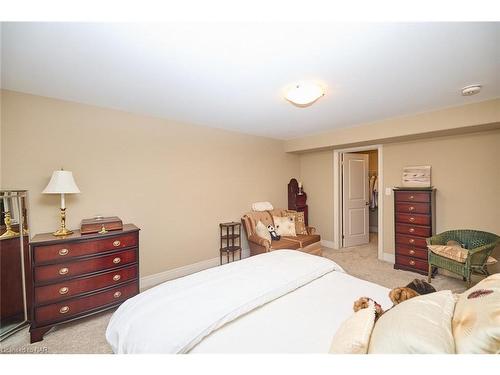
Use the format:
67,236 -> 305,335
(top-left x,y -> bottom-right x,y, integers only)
42,169 -> 81,236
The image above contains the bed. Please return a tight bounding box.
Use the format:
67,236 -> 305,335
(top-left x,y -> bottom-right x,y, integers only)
106,250 -> 392,353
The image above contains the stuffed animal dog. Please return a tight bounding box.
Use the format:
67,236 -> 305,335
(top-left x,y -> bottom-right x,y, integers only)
353,279 -> 436,320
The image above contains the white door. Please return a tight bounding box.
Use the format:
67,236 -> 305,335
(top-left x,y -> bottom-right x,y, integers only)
342,153 -> 369,247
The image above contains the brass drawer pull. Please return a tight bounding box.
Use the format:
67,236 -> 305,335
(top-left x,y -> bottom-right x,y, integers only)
59,267 -> 69,275
113,257 -> 121,264
113,291 -> 122,299
59,248 -> 69,256
113,240 -> 121,247
409,195 -> 415,199
409,249 -> 415,255
113,274 -> 121,281
59,287 -> 69,295
409,217 -> 415,222
59,306 -> 70,314
409,239 -> 415,244
409,228 -> 415,233
409,206 -> 415,211
409,260 -> 415,266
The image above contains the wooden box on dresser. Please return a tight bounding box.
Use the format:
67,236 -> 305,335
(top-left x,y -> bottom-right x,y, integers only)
28,224 -> 140,343
393,189 -> 436,275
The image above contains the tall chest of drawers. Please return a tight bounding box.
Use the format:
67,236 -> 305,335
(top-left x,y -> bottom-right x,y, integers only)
28,224 -> 140,343
393,189 -> 436,275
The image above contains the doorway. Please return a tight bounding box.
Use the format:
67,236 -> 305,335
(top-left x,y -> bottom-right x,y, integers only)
333,145 -> 385,262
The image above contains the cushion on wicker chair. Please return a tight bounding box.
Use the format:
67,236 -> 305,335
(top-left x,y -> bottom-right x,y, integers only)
428,245 -> 497,265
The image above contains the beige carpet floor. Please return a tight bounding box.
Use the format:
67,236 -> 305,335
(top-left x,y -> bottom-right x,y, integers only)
321,234 -> 470,293
1,236 -> 474,354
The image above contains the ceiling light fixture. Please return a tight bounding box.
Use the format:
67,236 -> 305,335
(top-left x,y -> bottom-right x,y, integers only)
461,84 -> 482,96
284,81 -> 325,107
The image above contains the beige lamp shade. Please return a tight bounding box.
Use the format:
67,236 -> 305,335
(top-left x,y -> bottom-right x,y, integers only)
42,170 -> 81,194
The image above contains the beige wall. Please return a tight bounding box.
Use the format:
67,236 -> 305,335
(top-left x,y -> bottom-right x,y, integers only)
299,150 -> 334,241
383,130 -> 500,272
0,90 -> 300,277
2,89 -> 499,277
298,129 -> 500,271
286,98 -> 500,152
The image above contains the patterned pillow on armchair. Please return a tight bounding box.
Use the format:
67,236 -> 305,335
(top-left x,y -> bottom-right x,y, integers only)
283,210 -> 308,235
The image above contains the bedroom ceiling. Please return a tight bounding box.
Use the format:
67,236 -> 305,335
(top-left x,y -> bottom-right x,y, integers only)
1,22 -> 499,139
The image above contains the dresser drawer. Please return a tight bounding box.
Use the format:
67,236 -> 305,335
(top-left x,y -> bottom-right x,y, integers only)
395,234 -> 428,249
395,191 -> 431,203
395,213 -> 431,226
395,202 -> 430,215
34,248 -> 137,284
395,245 -> 428,260
35,265 -> 138,305
34,281 -> 138,325
33,232 -> 138,264
396,255 -> 428,272
395,223 -> 431,237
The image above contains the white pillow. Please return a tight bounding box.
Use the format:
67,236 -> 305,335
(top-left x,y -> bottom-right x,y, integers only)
254,220 -> 271,242
368,290 -> 456,354
251,201 -> 273,211
273,216 -> 296,237
453,273 -> 500,354
330,301 -> 376,354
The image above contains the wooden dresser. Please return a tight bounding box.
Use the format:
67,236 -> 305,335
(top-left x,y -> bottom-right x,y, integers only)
393,189 -> 436,275
28,224 -> 140,343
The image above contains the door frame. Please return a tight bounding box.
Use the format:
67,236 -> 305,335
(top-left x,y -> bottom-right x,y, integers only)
333,144 -> 386,262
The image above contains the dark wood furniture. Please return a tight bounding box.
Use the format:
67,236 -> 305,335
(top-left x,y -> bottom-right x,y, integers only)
80,216 -> 123,235
219,222 -> 241,264
288,178 -> 308,225
0,235 -> 29,328
393,188 -> 436,275
28,223 -> 140,343
1,190 -> 31,341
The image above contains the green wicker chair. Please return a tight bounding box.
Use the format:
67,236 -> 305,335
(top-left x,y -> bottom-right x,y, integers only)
426,230 -> 499,287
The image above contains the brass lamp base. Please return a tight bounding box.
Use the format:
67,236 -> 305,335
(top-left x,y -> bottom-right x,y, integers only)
0,211 -> 20,239
0,228 -> 20,239
52,207 -> 73,237
53,227 -> 74,236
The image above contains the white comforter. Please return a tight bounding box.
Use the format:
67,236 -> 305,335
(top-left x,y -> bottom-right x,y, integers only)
106,250 -> 343,354
191,269 -> 391,353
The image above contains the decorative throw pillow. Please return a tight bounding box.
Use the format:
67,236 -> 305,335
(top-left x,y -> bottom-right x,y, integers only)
254,220 -> 271,242
273,216 -> 297,237
428,245 -> 497,264
452,273 -> 500,354
283,210 -> 308,235
329,300 -> 376,354
368,290 -> 456,354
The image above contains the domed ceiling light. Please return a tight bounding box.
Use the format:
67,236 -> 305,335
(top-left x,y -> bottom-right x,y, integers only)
284,81 -> 325,107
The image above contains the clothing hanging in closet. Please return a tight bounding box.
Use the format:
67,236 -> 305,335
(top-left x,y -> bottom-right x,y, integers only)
369,174 -> 378,210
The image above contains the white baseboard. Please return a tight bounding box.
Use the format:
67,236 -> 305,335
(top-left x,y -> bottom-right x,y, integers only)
321,240 -> 335,249
140,248 -> 250,290
383,253 -> 395,264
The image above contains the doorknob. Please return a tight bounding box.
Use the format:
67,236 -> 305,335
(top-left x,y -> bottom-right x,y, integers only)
365,202 -> 369,206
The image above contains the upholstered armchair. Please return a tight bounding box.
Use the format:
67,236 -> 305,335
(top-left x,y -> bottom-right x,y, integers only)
241,208 -> 321,257
426,230 -> 499,287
